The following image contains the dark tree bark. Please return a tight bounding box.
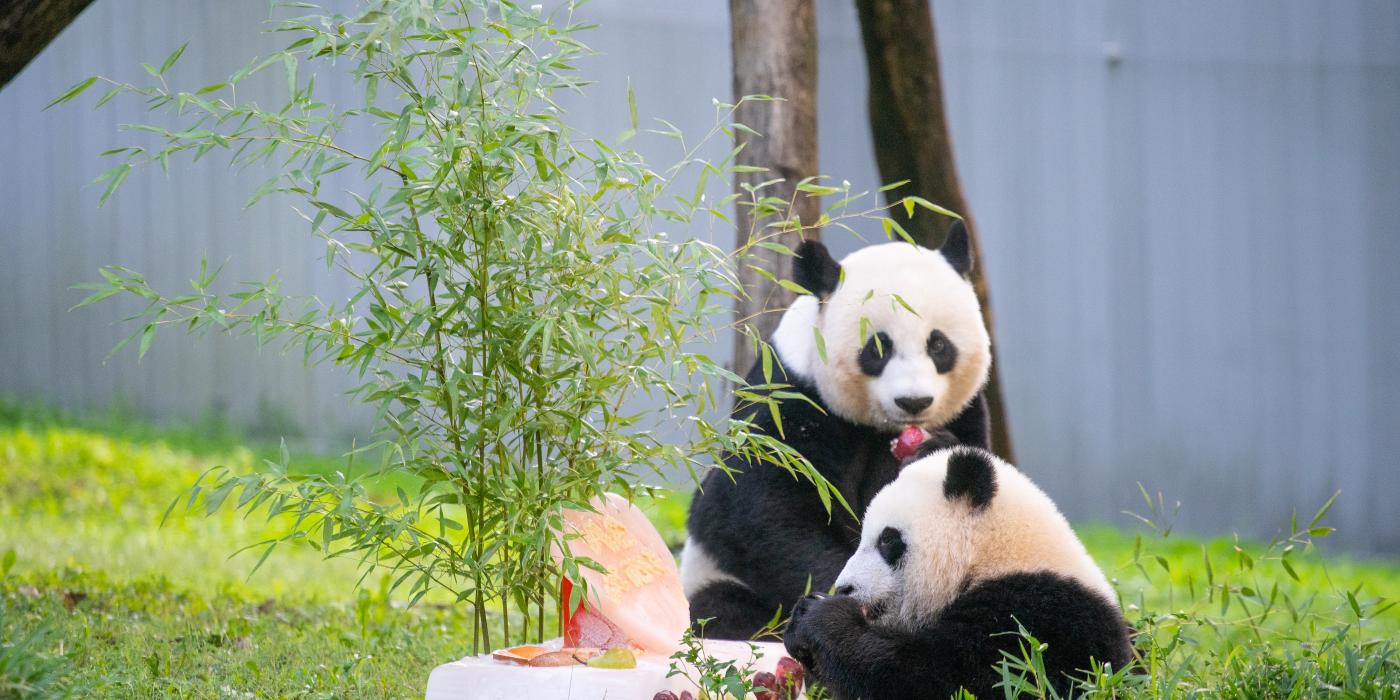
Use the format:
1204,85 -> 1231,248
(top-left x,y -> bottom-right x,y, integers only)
854,0 -> 1016,461
729,0 -> 820,376
0,0 -> 97,90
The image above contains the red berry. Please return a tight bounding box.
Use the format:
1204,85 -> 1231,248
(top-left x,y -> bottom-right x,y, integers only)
890,424 -> 931,462
775,656 -> 805,700
652,692 -> 679,700
679,692 -> 695,700
751,670 -> 778,696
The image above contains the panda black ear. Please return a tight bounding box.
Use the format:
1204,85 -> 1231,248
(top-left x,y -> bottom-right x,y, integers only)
943,448 -> 996,510
938,220 -> 973,278
793,239 -> 842,299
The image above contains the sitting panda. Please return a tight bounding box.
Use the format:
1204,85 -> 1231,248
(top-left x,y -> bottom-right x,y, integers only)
683,222 -> 993,640
784,446 -> 1134,699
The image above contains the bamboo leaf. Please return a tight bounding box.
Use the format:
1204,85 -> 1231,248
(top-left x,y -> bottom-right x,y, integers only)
1309,491 -> 1340,529
137,322 -> 157,359
627,78 -> 637,130
95,163 -> 133,207
69,286 -> 121,311
45,76 -> 97,110
160,41 -> 189,74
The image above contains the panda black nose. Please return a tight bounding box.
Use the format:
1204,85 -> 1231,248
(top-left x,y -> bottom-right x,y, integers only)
835,584 -> 855,596
894,396 -> 933,414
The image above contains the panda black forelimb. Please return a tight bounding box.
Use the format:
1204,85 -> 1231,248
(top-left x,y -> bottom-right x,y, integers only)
785,594 -> 951,700
943,391 -> 991,453
785,573 -> 1136,700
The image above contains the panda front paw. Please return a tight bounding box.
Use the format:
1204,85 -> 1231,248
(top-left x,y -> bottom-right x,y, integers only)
925,428 -> 960,450
907,428 -> 962,464
785,595 -> 864,678
790,592 -> 824,622
785,595 -> 821,669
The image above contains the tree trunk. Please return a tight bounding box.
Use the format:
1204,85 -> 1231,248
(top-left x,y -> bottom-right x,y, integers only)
854,0 -> 1015,461
729,0 -> 820,377
0,0 -> 97,90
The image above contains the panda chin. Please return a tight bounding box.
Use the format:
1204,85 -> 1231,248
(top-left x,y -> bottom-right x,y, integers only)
875,411 -> 936,434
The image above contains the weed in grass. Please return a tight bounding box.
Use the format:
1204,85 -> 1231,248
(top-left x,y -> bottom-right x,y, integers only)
0,603 -> 68,699
982,489 -> 1400,699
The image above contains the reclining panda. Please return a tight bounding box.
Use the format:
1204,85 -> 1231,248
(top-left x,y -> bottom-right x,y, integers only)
784,446 -> 1134,699
683,222 -> 993,639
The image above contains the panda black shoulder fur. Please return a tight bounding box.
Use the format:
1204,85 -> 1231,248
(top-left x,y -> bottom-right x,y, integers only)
784,445 -> 1134,699
683,222 -> 993,640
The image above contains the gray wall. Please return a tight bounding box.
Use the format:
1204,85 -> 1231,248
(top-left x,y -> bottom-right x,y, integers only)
1,1 -> 1397,553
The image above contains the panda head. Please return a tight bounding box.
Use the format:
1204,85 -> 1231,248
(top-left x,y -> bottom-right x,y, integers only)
769,221 -> 990,431
831,447 -> 1115,630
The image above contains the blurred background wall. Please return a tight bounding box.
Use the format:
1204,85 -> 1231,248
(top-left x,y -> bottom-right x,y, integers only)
1,1 -> 1397,553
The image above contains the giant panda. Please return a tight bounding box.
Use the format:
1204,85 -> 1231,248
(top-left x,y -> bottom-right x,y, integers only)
683,221 -> 993,640
784,445 -> 1134,699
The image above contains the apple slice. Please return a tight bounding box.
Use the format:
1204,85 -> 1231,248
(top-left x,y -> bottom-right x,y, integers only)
561,576 -> 632,649
890,424 -> 932,462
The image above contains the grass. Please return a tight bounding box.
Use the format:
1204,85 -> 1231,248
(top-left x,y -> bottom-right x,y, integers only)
0,410 -> 474,698
1,404 -> 1398,698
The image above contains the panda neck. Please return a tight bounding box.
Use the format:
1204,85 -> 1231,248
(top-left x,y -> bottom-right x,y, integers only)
967,483 -> 1116,603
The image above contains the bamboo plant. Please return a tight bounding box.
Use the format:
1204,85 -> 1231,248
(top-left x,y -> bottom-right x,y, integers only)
60,0 -> 923,651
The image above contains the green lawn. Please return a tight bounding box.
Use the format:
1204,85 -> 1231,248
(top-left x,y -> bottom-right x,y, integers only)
1,408 -> 1397,698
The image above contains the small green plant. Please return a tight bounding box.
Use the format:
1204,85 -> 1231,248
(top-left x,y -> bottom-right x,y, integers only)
668,621 -> 760,700
988,621 -> 1136,699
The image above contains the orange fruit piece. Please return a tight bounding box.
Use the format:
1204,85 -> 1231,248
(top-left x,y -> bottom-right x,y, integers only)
489,645 -> 549,665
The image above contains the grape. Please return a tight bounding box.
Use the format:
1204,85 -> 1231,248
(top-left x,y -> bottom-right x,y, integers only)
775,657 -> 805,700
652,692 -> 679,700
751,670 -> 778,696
585,646 -> 637,669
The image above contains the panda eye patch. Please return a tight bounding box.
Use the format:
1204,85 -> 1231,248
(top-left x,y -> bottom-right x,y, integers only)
927,329 -> 958,374
876,526 -> 906,567
858,332 -> 895,376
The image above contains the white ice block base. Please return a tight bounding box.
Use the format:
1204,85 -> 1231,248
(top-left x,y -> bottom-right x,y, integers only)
425,639 -> 793,700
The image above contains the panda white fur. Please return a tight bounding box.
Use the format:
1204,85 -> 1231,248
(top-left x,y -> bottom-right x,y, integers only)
784,446 -> 1134,699
683,222 -> 993,640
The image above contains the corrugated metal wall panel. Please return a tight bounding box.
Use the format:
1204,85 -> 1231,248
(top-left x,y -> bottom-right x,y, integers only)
1,0 -> 1396,552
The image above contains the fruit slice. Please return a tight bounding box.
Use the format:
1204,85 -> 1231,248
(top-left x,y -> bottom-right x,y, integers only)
751,670 -> 778,697
585,647 -> 637,669
775,656 -> 805,700
526,651 -> 585,667
561,577 -> 633,649
524,648 -> 601,667
554,494 -> 689,655
489,645 -> 549,665
890,424 -> 932,462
